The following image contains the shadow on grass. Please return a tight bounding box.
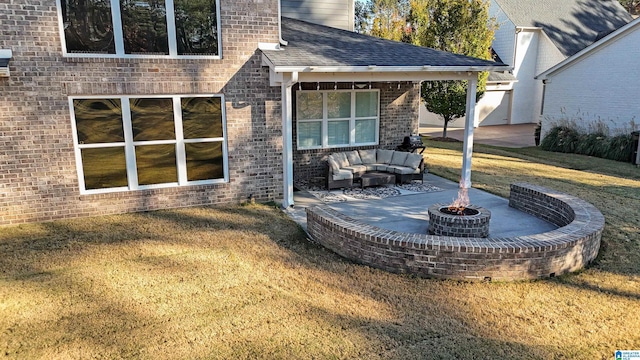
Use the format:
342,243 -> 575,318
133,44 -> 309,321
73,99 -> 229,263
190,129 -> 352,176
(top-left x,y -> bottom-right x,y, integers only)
1,203 -> 636,359
426,139 -> 640,182
554,277 -> 640,302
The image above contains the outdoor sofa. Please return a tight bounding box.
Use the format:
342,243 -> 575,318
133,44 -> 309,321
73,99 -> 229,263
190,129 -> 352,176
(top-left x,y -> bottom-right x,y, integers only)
326,149 -> 426,190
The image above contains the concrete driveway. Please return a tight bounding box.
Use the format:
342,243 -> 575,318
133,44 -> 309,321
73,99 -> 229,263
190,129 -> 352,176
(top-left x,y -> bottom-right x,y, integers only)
419,123 -> 537,148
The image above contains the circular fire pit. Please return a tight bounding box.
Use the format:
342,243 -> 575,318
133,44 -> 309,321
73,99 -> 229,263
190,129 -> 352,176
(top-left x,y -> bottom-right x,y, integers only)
428,203 -> 491,238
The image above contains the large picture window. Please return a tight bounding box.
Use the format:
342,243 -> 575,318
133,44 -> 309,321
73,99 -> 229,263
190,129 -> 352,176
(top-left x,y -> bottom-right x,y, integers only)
70,95 -> 228,194
296,90 -> 379,150
57,0 -> 221,58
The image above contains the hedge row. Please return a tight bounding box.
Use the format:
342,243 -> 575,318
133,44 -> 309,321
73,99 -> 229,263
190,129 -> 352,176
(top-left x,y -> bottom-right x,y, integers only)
540,125 -> 635,162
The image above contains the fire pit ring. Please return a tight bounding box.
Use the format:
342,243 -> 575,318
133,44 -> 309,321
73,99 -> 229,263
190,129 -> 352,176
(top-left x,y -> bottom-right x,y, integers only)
428,203 -> 491,238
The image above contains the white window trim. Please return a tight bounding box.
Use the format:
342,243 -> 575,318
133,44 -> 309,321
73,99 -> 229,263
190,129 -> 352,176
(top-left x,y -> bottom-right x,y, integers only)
56,0 -> 222,59
69,94 -> 229,195
296,89 -> 380,150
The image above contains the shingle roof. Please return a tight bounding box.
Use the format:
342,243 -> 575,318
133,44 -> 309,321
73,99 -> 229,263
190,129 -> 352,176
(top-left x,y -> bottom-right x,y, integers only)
488,71 -> 517,82
493,0 -> 632,57
537,16 -> 640,80
262,17 -> 508,69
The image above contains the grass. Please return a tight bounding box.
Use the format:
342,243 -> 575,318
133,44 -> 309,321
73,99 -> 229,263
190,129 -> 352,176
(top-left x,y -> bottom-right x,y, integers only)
1,142 -> 640,359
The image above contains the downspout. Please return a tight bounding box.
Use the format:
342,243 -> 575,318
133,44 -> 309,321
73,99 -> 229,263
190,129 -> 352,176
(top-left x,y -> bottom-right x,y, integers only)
278,0 -> 288,46
513,27 -> 521,75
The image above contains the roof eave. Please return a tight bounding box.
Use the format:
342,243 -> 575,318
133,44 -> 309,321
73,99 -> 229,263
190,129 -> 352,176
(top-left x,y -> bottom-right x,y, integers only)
537,17 -> 640,81
271,64 -> 511,73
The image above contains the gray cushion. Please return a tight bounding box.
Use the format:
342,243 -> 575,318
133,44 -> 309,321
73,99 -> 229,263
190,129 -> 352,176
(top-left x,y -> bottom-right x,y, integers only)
392,166 -> 420,175
342,165 -> 367,174
376,149 -> 394,164
327,155 -> 340,172
404,153 -> 423,169
346,150 -> 363,165
364,164 -> 378,171
358,149 -> 377,164
333,152 -> 350,168
332,169 -> 354,181
375,164 -> 390,172
390,151 -> 409,166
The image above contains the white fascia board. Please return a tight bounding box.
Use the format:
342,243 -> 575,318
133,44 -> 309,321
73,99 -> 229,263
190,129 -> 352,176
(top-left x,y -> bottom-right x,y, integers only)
297,71 -> 477,83
487,79 -> 520,86
486,82 -> 515,91
537,17 -> 640,81
516,26 -> 543,32
273,65 -> 510,73
258,43 -> 281,51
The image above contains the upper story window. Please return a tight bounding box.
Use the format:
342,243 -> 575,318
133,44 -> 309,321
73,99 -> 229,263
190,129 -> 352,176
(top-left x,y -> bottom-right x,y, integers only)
296,89 -> 379,150
57,0 -> 221,58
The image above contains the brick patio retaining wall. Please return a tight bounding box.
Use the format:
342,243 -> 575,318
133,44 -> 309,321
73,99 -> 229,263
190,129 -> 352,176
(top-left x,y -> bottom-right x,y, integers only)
306,183 -> 605,281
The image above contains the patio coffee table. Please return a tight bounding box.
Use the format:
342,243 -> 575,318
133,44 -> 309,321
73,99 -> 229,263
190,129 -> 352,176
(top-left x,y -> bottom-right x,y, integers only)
359,172 -> 396,189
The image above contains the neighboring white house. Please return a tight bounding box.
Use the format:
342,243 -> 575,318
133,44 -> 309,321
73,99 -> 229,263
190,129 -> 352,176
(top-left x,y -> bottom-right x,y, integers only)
537,17 -> 640,136
281,0 -> 355,31
421,0 -> 632,129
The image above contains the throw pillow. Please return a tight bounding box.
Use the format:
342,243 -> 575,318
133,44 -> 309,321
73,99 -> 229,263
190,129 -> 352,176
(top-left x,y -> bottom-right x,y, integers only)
333,152 -> 350,168
376,149 -> 394,164
346,150 -> 363,165
390,151 -> 409,166
358,149 -> 377,164
404,153 -> 423,169
327,155 -> 340,172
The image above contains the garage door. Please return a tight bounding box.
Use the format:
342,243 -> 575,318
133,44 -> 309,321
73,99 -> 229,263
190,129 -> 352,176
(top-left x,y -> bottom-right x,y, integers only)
477,90 -> 510,126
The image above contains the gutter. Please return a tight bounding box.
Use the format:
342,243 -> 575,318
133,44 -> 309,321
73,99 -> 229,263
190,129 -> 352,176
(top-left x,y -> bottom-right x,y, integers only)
270,65 -> 512,73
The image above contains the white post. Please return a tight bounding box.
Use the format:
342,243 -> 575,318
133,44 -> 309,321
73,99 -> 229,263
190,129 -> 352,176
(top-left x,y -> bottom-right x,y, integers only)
461,75 -> 478,189
281,73 -> 297,208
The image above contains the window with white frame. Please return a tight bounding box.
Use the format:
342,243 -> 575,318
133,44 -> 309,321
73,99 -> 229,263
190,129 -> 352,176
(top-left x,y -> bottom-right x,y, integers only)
57,0 -> 221,58
70,95 -> 228,194
296,89 -> 379,149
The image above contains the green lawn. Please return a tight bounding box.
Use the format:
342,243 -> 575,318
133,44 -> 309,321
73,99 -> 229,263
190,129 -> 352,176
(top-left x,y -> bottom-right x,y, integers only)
1,142 -> 639,359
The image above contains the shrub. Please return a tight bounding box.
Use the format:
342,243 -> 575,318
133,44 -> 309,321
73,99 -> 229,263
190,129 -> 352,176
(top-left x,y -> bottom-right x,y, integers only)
606,134 -> 634,162
541,124 -> 635,162
576,133 -> 607,158
541,125 -> 580,153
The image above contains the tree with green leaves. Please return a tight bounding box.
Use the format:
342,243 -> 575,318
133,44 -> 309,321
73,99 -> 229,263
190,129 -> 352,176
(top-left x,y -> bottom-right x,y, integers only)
355,0 -> 372,33
618,0 -> 640,15
365,0 -> 496,138
369,0 -> 411,41
408,0 -> 496,138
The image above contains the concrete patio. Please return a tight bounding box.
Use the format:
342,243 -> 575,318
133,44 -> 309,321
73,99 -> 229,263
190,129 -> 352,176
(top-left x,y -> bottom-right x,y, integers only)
285,173 -> 557,237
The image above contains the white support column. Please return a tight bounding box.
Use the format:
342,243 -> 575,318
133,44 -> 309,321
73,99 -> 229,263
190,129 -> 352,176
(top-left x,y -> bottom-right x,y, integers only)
281,72 -> 297,208
461,75 -> 478,189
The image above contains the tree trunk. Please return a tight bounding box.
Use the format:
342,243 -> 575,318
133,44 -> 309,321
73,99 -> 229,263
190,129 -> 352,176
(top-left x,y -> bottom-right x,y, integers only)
442,117 -> 450,138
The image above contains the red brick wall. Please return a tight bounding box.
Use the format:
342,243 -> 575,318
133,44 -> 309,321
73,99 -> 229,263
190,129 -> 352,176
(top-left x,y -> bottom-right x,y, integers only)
0,0 -> 283,225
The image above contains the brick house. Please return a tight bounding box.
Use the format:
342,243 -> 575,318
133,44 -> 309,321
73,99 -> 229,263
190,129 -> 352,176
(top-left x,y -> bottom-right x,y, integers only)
0,0 -> 506,225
